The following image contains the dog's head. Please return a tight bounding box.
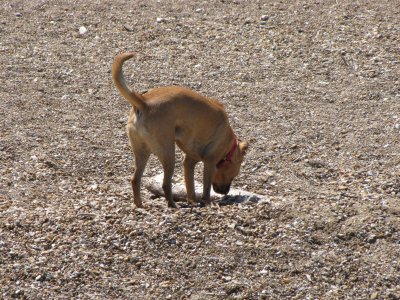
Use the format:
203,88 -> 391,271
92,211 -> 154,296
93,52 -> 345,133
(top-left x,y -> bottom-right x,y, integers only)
212,140 -> 248,195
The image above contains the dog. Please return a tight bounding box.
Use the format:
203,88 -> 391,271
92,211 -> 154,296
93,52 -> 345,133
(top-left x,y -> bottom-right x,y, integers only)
112,52 -> 248,208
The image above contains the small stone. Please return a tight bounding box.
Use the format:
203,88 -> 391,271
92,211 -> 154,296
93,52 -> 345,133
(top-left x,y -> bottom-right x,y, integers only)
159,280 -> 172,288
227,223 -> 236,229
367,235 -> 377,243
224,284 -> 243,295
260,15 -> 269,21
79,26 -> 88,35
156,17 -> 164,23
13,290 -> 23,297
370,292 -> 378,299
15,12 -> 22,17
124,25 -> 134,32
35,274 -> 46,282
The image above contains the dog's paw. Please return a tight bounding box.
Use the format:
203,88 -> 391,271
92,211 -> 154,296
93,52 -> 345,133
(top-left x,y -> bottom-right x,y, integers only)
200,199 -> 212,207
133,203 -> 145,209
187,198 -> 197,206
167,201 -> 179,209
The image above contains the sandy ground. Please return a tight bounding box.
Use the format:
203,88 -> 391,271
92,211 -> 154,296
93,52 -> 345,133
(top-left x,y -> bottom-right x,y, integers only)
1,0 -> 399,299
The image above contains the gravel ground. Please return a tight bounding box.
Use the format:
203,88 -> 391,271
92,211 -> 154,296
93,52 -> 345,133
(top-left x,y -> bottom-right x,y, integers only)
1,0 -> 399,299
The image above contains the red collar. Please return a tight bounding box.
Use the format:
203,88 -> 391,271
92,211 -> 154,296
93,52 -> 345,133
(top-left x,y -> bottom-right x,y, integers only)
216,137 -> 238,169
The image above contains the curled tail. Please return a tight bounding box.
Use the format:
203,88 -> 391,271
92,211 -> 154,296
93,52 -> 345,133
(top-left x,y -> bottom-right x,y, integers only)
112,52 -> 147,111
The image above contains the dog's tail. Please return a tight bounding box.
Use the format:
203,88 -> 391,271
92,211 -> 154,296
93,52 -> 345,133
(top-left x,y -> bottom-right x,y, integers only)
112,52 -> 147,111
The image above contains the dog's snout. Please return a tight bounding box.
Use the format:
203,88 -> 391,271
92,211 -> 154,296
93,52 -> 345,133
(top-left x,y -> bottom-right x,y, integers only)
213,183 -> 231,195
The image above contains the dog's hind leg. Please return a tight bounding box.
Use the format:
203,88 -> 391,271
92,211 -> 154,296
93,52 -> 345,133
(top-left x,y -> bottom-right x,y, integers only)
157,144 -> 178,208
184,155 -> 198,205
131,144 -> 151,209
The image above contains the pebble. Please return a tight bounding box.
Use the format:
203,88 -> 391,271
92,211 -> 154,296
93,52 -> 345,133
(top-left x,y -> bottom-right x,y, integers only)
124,25 -> 134,32
159,280 -> 172,288
227,223 -> 236,229
79,26 -> 88,35
13,290 -> 23,297
35,274 -> 46,282
370,292 -> 378,299
260,15 -> 269,21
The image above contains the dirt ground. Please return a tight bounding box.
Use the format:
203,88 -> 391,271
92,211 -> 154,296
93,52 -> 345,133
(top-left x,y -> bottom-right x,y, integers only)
1,0 -> 399,299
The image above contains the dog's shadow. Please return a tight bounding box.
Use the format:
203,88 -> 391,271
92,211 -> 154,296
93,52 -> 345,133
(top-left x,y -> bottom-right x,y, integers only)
177,194 -> 262,208
145,176 -> 263,208
217,194 -> 261,206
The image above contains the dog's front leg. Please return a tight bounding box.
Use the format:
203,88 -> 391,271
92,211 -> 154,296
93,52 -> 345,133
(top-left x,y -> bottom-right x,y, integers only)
184,155 -> 198,205
201,161 -> 215,206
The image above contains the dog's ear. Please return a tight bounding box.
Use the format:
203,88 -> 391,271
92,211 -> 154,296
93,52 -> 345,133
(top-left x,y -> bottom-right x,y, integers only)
238,140 -> 249,155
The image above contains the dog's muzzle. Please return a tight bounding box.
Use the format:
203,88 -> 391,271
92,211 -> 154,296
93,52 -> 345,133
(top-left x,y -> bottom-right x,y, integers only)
213,183 -> 231,195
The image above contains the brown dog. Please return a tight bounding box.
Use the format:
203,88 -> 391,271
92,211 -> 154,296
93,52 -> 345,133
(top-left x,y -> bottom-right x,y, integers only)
112,52 -> 248,208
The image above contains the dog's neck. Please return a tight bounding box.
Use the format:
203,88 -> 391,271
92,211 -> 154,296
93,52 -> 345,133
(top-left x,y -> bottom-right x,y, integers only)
216,137 -> 238,169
